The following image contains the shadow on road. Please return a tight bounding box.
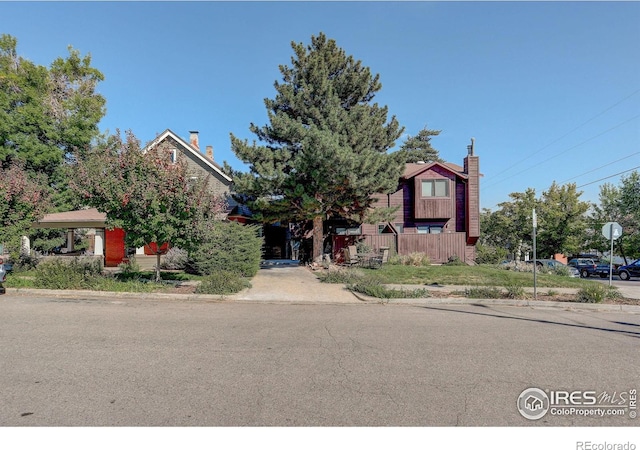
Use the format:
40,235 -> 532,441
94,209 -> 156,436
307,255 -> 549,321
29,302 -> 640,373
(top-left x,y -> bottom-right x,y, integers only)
417,304 -> 640,339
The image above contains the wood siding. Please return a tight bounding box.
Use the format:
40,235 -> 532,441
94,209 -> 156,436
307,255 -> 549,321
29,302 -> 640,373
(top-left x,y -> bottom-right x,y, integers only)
398,233 -> 467,263
362,232 -> 472,264
413,169 -> 455,220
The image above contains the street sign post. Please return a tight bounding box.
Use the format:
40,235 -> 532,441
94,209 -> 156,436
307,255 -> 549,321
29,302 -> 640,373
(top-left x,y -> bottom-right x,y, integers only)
602,222 -> 623,286
532,208 -> 537,300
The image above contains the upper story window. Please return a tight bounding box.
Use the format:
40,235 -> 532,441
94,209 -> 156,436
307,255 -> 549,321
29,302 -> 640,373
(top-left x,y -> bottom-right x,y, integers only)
421,179 -> 449,197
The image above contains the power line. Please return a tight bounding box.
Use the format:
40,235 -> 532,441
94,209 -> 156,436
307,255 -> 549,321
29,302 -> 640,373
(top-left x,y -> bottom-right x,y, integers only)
483,113 -> 640,189
486,87 -> 640,181
559,152 -> 640,183
576,166 -> 640,188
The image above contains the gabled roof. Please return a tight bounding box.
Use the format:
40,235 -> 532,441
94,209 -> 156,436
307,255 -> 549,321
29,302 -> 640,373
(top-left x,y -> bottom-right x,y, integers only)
144,129 -> 232,183
403,161 -> 468,180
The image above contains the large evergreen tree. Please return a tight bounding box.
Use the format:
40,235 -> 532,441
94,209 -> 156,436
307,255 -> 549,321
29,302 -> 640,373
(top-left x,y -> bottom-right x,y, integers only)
399,126 -> 442,163
230,33 -> 404,261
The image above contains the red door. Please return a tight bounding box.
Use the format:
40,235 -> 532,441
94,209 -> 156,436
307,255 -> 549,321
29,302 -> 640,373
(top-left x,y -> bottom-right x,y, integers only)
105,228 -> 126,267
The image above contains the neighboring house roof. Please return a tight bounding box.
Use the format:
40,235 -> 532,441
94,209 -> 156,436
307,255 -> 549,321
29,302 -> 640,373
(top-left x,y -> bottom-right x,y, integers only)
403,161 -> 468,180
144,129 -> 233,183
227,204 -> 253,219
33,208 -> 107,229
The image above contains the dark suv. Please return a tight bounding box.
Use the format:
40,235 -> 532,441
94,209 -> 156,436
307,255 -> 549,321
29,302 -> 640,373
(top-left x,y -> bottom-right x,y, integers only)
567,258 -> 598,278
617,259 -> 640,281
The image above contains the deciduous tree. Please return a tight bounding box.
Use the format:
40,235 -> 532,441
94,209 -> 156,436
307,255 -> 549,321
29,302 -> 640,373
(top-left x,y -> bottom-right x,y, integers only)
0,162 -> 50,257
0,34 -> 105,181
70,131 -> 226,281
537,182 -> 590,257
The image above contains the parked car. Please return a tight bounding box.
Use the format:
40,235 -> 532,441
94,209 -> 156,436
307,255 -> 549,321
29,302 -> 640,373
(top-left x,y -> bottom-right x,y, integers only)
0,257 -> 6,294
526,259 -> 580,277
567,258 -> 598,278
617,259 -> 640,281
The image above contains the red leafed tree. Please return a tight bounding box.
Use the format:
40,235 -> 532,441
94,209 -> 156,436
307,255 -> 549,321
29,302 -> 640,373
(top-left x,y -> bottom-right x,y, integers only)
70,130 -> 227,281
0,162 -> 50,257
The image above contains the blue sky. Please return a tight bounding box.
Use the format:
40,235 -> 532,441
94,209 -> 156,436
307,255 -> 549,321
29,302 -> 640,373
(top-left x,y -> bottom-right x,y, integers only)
2,1 -> 639,210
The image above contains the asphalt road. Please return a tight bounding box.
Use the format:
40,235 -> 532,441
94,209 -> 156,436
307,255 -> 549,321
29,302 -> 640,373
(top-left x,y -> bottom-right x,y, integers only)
1,293 -> 639,427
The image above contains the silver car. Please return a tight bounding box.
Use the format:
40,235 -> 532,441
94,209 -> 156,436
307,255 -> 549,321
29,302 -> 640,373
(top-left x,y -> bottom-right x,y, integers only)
527,259 -> 580,277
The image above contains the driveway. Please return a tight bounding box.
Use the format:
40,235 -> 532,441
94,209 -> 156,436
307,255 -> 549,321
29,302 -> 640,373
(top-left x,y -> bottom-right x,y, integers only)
231,266 -> 360,304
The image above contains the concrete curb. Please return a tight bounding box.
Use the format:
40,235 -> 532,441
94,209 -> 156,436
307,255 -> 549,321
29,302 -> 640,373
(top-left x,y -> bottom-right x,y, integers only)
2,287 -> 362,306
4,285 -> 640,312
4,287 -> 228,303
350,291 -> 640,312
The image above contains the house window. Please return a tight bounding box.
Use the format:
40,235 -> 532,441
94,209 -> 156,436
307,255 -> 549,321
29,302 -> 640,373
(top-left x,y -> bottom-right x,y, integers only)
394,223 -> 404,234
421,179 -> 449,197
170,149 -> 177,163
417,224 -> 444,234
378,224 -> 385,234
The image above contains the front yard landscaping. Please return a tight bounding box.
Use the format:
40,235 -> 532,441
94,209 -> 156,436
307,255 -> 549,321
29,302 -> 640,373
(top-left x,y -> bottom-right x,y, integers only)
316,264 -> 633,304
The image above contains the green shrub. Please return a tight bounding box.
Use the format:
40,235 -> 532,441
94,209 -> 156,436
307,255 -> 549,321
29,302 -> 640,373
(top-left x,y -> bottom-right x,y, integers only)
550,265 -> 572,277
355,241 -> 373,255
160,247 -> 188,270
388,252 -> 430,267
195,271 -> 251,295
576,284 -> 620,303
466,286 -> 502,299
444,255 -> 465,266
186,222 -> 262,277
348,278 -> 430,299
576,284 -> 607,303
12,253 -> 41,272
118,256 -> 140,274
475,244 -> 508,265
504,283 -> 525,299
318,268 -> 366,284
34,257 -> 103,290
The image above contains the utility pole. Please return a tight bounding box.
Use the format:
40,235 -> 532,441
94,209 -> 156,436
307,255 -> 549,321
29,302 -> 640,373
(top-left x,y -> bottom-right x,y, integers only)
532,208 -> 537,300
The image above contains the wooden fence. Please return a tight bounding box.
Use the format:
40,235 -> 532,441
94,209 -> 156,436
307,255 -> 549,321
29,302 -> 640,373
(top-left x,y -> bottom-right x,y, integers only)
362,232 -> 469,264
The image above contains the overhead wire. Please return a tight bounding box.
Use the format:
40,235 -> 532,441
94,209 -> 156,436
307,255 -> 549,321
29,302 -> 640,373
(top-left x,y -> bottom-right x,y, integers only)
483,112 -> 640,189
576,166 -> 640,188
559,152 -> 640,183
487,88 -> 640,181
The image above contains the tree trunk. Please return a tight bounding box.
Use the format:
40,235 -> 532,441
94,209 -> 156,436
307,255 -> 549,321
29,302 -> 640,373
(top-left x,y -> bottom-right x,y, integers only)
155,252 -> 161,283
312,215 -> 323,263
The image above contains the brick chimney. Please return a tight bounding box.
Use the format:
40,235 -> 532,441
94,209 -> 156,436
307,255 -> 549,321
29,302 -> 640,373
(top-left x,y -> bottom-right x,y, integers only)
464,138 -> 480,245
189,131 -> 199,150
206,145 -> 213,161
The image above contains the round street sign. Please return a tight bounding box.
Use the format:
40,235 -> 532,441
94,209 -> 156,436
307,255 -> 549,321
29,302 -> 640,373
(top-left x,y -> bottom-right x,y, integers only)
602,222 -> 623,240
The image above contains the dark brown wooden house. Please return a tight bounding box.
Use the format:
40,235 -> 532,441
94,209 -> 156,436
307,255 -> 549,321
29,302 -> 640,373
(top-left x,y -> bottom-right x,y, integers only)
358,142 -> 480,264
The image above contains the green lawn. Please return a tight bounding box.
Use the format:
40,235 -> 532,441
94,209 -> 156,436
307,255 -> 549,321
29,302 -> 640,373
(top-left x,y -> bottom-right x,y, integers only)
354,264 -> 592,288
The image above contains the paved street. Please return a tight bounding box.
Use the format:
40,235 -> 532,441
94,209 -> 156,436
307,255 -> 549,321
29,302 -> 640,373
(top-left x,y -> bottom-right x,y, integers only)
1,293 -> 638,426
